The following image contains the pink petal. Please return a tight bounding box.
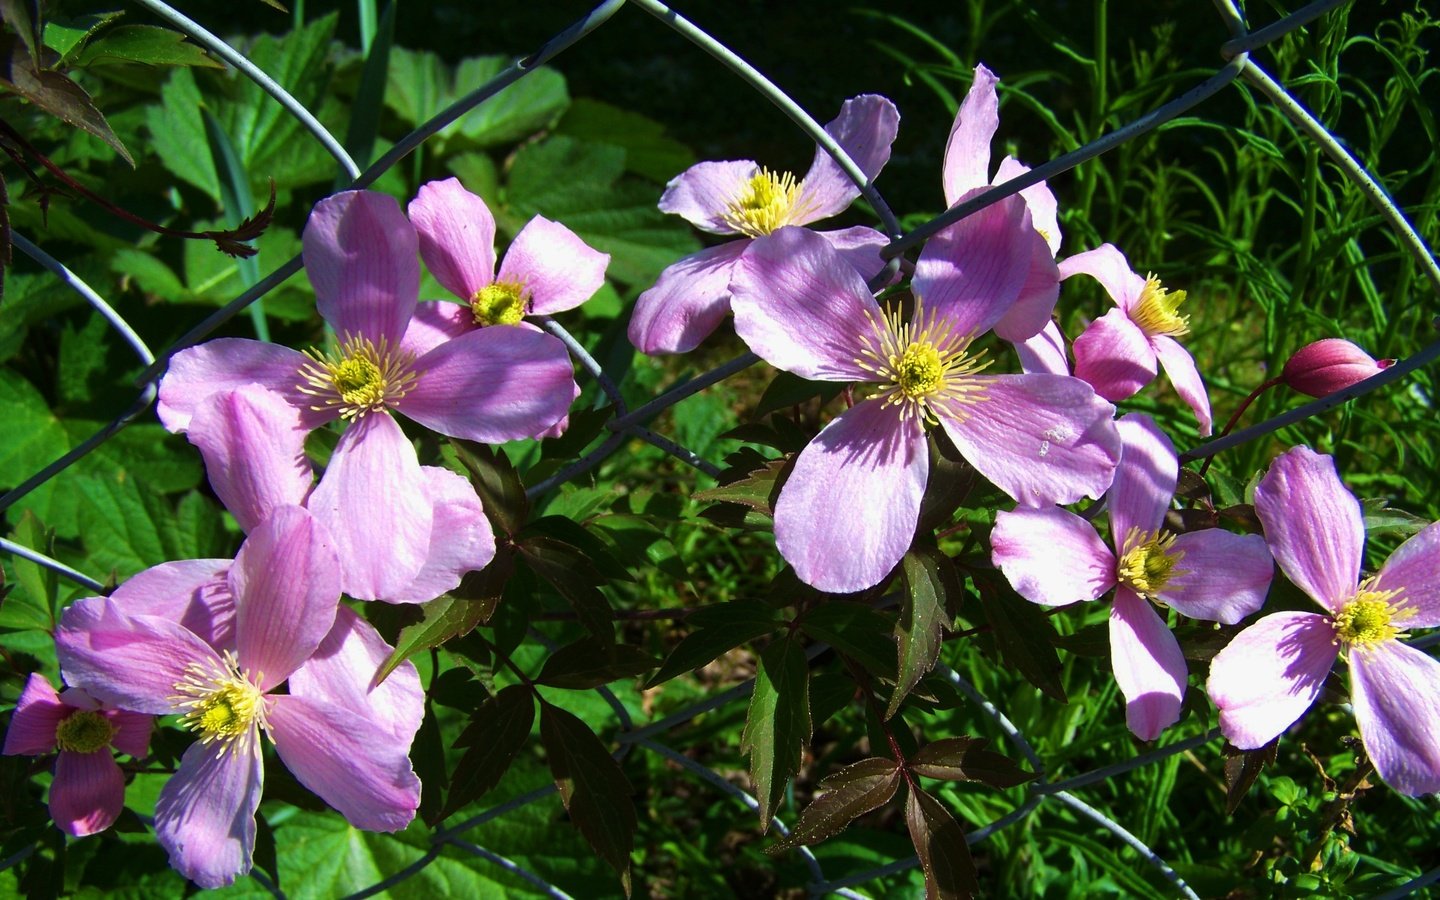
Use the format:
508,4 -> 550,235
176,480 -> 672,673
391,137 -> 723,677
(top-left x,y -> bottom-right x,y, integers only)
498,215 -> 609,315
1057,243 -> 1144,311
188,385 -> 313,533
1350,642 -> 1440,796
1162,530 -> 1273,624
796,94 -> 900,222
1153,335 -> 1213,436
155,740 -> 262,890
231,506 -> 341,690
303,191 -> 419,345
817,225 -> 892,283
1253,447 -> 1364,612
4,673 -> 65,755
401,301 -> 472,359
401,326 -> 578,442
383,467 -> 496,604
774,399 -> 926,593
1108,413 -> 1177,546
1375,521 -> 1440,627
913,190 -> 1033,338
57,598 -> 222,715
157,340 -> 321,434
287,606 -> 424,742
408,177 -> 497,301
730,227 -> 875,381
104,709 -> 152,758
992,228 -> 1060,342
269,693 -> 419,831
941,64 -> 999,205
941,373 -> 1121,507
51,750 -> 124,837
307,415 -> 431,602
1206,611 -> 1337,749
107,560 -> 235,652
1015,320 -> 1069,376
991,507 -> 1115,606
627,241 -> 747,355
1072,309 -> 1157,402
657,160 -> 756,234
1110,588 -> 1186,741
994,156 -> 1061,255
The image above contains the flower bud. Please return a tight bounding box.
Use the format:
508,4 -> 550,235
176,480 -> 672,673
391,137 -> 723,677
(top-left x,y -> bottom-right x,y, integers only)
1281,339 -> 1394,398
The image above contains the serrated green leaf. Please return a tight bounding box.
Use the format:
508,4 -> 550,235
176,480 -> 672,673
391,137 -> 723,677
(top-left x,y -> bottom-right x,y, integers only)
647,600 -> 782,687
908,737 -> 1036,788
0,511 -> 56,632
906,786 -> 978,899
145,68 -> 216,196
769,757 -> 900,852
1361,497 -> 1430,537
537,637 -> 657,690
888,550 -> 948,718
442,684 -> 534,821
741,634 -> 811,828
73,25 -> 223,68
539,702 -> 635,892
74,473 -> 183,579
692,458 -> 786,515
375,593 -> 492,682
556,98 -> 694,183
42,11 -> 124,62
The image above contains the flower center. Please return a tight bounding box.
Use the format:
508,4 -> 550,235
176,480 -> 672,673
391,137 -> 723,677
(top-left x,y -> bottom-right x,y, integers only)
470,281 -> 528,327
1116,528 -> 1185,597
172,651 -> 268,755
721,168 -> 807,237
1333,585 -> 1410,649
297,334 -> 420,420
54,710 -> 116,754
1130,275 -> 1189,338
855,299 -> 991,425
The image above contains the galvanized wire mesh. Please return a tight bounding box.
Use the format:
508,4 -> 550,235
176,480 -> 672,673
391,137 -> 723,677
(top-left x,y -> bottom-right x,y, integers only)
3,0 -> 1439,896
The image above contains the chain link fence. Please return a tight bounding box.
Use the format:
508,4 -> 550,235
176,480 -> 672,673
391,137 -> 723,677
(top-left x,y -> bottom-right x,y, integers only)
2,0 -> 1438,896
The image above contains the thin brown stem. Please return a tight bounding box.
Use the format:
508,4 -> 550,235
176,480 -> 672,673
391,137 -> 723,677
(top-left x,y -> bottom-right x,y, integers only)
1197,376 -> 1284,477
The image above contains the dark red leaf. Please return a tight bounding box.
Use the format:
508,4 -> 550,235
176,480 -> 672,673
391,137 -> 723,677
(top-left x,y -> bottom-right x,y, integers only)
906,786 -> 978,900
769,757 -> 900,852
909,737 -> 1037,789
441,685 -> 534,821
540,702 -> 635,894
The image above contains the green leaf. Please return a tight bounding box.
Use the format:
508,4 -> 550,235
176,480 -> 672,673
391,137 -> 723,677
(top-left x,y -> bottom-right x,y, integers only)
769,757 -> 901,852
0,511 -> 56,632
977,575 -> 1066,702
74,473 -> 185,579
908,737 -> 1036,789
0,370 -> 71,525
42,11 -> 124,62
385,48 -> 568,151
442,684 -> 534,820
375,593 -> 493,683
692,458 -> 787,516
73,25 -> 223,68
906,787 -> 979,900
646,600 -> 782,687
448,439 -> 530,536
144,68 -> 216,196
537,637 -> 657,690
539,702 -> 635,892
801,602 -> 896,679
888,549 -> 949,718
0,35 -> 133,165
556,98 -> 694,183
1361,497 -> 1430,537
741,634 -> 811,828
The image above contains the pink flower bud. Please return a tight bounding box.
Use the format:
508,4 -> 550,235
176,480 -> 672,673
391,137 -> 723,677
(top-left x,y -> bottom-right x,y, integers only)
1281,338 -> 1395,398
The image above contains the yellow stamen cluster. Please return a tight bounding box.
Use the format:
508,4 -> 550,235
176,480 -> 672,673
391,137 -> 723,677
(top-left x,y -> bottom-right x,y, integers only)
471,281 -> 529,327
1116,528 -> 1186,597
172,651 -> 268,756
297,334 -> 420,420
1130,275 -> 1190,338
855,300 -> 991,425
1333,584 -> 1411,650
721,168 -> 809,237
54,710 -> 116,754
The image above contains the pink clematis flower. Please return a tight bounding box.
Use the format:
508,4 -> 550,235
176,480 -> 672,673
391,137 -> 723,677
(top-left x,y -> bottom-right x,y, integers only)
1060,243 -> 1213,434
401,177 -> 610,355
1281,338 -> 1395,398
55,506 -> 424,888
730,226 -> 1122,593
3,675 -> 150,836
185,383 -> 494,603
943,63 -> 1061,342
991,414 -> 1273,739
629,94 -> 900,354
1207,447 -> 1440,795
157,190 -> 576,600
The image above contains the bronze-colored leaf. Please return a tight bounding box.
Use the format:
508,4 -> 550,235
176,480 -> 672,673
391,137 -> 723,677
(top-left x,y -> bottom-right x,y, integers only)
909,737 -> 1037,789
1223,738 -> 1278,814
740,634 -> 811,829
540,702 -> 635,895
906,786 -> 978,899
769,757 -> 900,852
0,35 -> 133,166
441,685 -> 534,822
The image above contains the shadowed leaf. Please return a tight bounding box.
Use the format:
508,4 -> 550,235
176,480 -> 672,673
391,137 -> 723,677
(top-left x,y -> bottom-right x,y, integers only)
769,757 -> 901,852
540,702 -> 635,894
537,637 -> 657,690
519,535 -> 614,642
909,737 -> 1036,789
375,594 -> 493,683
977,573 -> 1066,702
906,786 -> 978,900
0,35 -> 133,165
802,602 -> 896,679
441,685 -> 534,821
646,600 -> 782,688
1223,739 -> 1278,814
450,439 -> 530,535
742,634 -> 812,829
889,549 -> 950,718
